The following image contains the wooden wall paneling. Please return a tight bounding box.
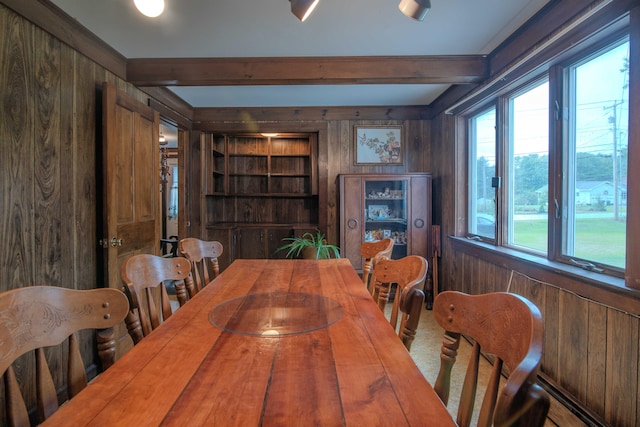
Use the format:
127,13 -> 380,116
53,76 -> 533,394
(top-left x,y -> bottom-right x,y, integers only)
557,291 -> 589,402
1,4 -> 34,292
604,308 -> 639,426
34,25 -> 66,394
541,283 -> 559,380
63,42 -> 96,374
0,7 -> 35,417
325,121 -> 345,246
34,26 -> 62,289
586,302 -> 607,417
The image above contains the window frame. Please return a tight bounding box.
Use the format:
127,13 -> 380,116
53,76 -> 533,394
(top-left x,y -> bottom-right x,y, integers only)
461,28 -> 631,283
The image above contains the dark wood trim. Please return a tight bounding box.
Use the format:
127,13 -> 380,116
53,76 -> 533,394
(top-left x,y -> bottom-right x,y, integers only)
143,87 -> 194,128
626,4 -> 640,289
489,0 -> 607,74
449,237 -> 640,316
193,106 -> 430,124
0,0 -> 127,79
126,56 -> 488,86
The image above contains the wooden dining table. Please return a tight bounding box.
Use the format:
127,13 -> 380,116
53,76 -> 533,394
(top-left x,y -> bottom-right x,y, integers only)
43,259 -> 455,426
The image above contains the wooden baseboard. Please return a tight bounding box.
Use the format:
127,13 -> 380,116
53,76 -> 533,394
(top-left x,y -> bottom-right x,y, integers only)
538,374 -> 610,427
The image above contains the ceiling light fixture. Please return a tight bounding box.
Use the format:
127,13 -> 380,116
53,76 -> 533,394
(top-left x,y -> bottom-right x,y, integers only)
290,0 -> 319,22
134,0 -> 165,18
398,0 -> 431,21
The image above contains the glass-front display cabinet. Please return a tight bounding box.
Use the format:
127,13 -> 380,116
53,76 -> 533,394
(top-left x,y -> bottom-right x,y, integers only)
339,173 -> 432,273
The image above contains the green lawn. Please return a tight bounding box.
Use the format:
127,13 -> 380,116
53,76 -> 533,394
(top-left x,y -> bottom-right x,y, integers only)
514,218 -> 626,268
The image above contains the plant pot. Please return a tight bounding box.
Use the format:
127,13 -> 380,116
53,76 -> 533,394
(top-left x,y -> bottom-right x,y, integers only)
301,246 -> 319,259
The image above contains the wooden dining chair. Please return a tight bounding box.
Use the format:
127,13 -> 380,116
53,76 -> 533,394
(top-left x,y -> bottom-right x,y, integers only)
0,286 -> 129,426
432,291 -> 550,427
120,254 -> 193,344
369,255 -> 427,351
360,238 -> 394,293
178,237 -> 224,297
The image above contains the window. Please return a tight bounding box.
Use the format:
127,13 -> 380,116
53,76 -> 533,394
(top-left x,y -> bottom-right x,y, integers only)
562,38 -> 629,270
465,35 -> 629,278
508,81 -> 549,253
468,107 -> 496,239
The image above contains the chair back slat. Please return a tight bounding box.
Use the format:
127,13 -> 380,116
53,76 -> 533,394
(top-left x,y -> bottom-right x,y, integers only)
0,286 -> 129,425
121,254 -> 192,343
179,238 -> 224,295
369,255 -> 427,351
359,238 -> 394,293
432,291 -> 550,427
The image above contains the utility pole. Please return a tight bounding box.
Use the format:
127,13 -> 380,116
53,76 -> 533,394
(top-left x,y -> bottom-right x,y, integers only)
606,101 -> 623,221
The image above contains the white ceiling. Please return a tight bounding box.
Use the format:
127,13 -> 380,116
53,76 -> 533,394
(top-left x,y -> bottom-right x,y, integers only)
51,0 -> 549,108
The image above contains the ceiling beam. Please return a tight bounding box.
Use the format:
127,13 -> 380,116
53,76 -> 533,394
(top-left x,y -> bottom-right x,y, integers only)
126,55 -> 487,86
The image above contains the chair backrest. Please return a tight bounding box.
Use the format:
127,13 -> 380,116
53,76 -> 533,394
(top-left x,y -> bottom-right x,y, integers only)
120,254 -> 193,344
179,238 -> 224,296
360,238 -> 394,293
0,286 -> 129,425
432,291 -> 550,427
369,255 -> 427,351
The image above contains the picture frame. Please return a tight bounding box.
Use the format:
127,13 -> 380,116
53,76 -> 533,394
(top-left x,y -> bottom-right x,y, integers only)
354,125 -> 403,165
368,205 -> 389,220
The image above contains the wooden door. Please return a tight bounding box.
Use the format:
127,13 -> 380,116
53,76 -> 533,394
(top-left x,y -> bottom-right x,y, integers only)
340,175 -> 364,270
101,82 -> 160,356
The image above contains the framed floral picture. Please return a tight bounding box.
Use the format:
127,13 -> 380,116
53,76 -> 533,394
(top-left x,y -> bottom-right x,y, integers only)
354,125 -> 403,165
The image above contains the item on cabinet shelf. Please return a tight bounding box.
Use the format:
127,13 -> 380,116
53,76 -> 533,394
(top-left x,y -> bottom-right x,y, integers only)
383,229 -> 392,238
365,229 -> 386,242
275,229 -> 340,260
368,205 -> 390,220
367,188 -> 404,200
392,231 -> 407,244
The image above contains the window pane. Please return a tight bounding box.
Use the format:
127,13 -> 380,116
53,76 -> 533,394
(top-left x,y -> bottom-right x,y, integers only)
469,108 -> 496,238
508,81 -> 549,252
564,39 -> 628,269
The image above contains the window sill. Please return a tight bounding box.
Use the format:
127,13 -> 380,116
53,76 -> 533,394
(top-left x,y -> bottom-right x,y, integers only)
449,236 -> 640,316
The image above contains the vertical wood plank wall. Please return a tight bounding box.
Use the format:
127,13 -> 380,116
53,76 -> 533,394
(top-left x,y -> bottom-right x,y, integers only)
432,109 -> 640,426
0,4 -> 154,417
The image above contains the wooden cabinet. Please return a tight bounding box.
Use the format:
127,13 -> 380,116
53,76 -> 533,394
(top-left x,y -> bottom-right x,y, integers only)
236,226 -> 292,260
339,174 -> 432,273
203,133 -> 319,264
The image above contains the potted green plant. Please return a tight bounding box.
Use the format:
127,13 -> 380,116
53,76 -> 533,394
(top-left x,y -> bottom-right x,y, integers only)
276,229 -> 340,260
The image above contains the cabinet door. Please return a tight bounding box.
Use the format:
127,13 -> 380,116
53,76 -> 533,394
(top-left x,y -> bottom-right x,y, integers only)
237,228 -> 267,259
408,175 -> 430,259
364,178 -> 409,260
267,228 -> 293,259
340,176 -> 364,270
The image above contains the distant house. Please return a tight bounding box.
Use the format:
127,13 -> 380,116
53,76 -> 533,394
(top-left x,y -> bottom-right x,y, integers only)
535,181 -> 627,206
575,181 -> 627,205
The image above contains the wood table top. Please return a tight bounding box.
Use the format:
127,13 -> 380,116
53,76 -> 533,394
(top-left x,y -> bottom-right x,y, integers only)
43,259 -> 454,426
